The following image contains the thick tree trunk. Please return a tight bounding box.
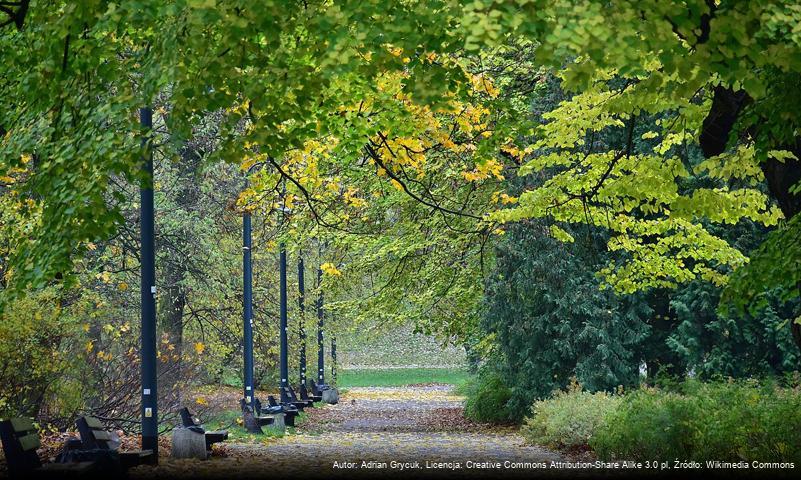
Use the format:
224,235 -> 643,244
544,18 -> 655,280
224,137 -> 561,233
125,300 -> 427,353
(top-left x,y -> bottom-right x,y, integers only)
157,144 -> 200,404
160,283 -> 186,402
700,87 -> 801,352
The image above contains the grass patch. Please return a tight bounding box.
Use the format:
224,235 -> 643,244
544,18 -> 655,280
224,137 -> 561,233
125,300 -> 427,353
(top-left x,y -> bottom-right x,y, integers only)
337,367 -> 468,387
204,409 -> 285,442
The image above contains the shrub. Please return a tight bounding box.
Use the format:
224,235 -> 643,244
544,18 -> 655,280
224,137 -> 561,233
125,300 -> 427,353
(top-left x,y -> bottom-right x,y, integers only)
521,382 -> 621,450
0,287 -> 89,420
591,380 -> 801,464
462,369 -> 514,424
590,386 -> 697,460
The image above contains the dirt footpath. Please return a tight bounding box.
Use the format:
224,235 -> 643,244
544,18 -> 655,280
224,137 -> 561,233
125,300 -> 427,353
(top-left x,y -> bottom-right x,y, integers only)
130,386 -> 627,479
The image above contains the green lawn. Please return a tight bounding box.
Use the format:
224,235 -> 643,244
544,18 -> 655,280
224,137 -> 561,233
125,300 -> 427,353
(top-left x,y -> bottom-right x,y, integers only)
336,367 -> 469,387
203,408 -> 311,441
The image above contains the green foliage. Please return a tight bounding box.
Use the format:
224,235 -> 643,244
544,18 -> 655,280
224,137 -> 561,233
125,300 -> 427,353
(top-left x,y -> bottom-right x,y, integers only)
2,0 -> 800,438
0,0 -> 474,294
483,1 -> 801,299
0,287 -> 90,419
521,382 -> 621,450
723,214 -> 801,317
669,281 -> 799,378
591,380 -> 801,463
462,368 -> 514,424
482,220 -> 650,419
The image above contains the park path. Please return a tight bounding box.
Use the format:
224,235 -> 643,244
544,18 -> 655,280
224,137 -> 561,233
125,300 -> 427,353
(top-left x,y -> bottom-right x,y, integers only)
132,385 -> 578,479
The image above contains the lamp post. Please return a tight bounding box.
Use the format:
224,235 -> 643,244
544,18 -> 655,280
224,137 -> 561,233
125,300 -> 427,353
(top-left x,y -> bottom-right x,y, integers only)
279,245 -> 289,402
331,334 -> 337,384
139,107 -> 158,458
242,197 -> 254,405
298,256 -> 307,387
316,267 -> 325,386
278,182 -> 290,403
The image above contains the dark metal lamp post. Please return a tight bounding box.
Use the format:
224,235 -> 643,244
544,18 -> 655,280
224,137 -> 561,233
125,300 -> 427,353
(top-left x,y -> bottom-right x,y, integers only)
139,107 -> 158,458
298,256 -> 307,387
316,267 -> 325,387
242,203 -> 254,406
278,190 -> 291,404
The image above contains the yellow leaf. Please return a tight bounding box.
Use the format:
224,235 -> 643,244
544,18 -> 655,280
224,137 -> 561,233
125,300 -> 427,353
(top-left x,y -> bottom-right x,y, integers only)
194,342 -> 205,355
320,262 -> 342,276
390,179 -> 404,191
500,193 -> 518,205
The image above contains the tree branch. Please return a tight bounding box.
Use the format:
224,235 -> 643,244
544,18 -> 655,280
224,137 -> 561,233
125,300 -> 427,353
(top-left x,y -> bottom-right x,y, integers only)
366,139 -> 482,220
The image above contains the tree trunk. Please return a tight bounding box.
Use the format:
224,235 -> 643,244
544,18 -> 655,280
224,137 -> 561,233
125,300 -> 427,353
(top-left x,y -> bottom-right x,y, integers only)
700,87 -> 801,352
160,283 -> 185,403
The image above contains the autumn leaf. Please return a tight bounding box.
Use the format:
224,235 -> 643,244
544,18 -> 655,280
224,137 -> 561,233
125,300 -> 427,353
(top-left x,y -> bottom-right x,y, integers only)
320,263 -> 342,276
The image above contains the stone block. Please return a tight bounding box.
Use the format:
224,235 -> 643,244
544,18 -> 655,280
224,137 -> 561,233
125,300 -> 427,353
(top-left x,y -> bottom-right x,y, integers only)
322,388 -> 339,404
171,427 -> 207,460
266,413 -> 286,432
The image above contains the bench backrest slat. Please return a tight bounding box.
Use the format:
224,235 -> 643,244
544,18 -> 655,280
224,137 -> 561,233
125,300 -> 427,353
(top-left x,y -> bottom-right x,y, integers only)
9,418 -> 35,433
283,386 -> 297,402
0,418 -> 43,473
76,416 -> 114,450
18,433 -> 41,451
179,407 -> 201,428
93,430 -> 112,441
84,417 -> 104,429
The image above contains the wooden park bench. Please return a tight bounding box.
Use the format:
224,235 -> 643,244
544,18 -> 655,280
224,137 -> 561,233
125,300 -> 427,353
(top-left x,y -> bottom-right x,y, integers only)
75,416 -> 155,469
266,396 -> 299,426
0,417 -> 101,478
299,383 -> 321,403
272,390 -> 306,412
284,386 -> 314,409
178,407 -> 228,452
239,398 -> 275,428
311,379 -> 333,397
310,379 -> 324,397
252,397 -> 282,416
